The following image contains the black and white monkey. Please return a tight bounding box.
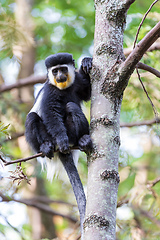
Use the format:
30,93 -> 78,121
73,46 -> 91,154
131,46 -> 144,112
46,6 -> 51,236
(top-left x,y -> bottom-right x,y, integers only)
25,53 -> 92,237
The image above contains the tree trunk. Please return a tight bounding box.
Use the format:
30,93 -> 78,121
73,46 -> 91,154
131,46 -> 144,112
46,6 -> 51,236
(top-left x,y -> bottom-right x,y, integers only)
84,0 -> 160,239
15,0 -> 35,102
15,1 -> 56,238
84,1 -> 135,239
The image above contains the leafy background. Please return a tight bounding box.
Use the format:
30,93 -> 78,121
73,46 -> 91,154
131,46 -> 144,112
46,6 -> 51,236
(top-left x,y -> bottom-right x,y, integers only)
0,0 -> 160,239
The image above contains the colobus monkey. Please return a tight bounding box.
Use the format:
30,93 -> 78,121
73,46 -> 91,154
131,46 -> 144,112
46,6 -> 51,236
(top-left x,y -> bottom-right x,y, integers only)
25,53 -> 92,237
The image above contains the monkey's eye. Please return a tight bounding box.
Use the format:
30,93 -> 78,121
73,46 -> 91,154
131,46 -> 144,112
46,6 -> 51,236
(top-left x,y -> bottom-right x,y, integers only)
61,67 -> 68,73
52,69 -> 58,75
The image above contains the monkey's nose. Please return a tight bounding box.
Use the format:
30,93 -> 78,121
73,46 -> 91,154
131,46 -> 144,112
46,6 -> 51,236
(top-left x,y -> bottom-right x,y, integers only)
56,75 -> 67,83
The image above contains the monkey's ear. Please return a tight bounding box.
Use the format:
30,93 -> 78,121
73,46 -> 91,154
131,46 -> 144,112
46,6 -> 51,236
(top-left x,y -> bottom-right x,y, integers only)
72,59 -> 75,68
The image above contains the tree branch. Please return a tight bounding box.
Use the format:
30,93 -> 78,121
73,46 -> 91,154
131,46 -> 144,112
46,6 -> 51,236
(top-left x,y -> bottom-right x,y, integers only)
119,21 -> 160,88
0,74 -> 46,93
1,116 -> 159,166
25,195 -> 76,207
1,54 -> 159,95
0,193 -> 77,223
1,146 -> 81,166
120,117 -> 160,127
147,176 -> 160,188
1,152 -> 43,166
123,0 -> 136,9
124,41 -> 160,56
137,62 -> 160,78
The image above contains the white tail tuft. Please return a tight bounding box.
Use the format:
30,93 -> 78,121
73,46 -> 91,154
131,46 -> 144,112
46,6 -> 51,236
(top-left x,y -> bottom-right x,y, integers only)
37,150 -> 80,181
71,149 -> 80,167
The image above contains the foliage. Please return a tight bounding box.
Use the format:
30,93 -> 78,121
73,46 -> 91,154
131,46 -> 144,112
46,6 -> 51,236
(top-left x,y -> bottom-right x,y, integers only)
0,3 -> 33,60
0,122 -> 10,138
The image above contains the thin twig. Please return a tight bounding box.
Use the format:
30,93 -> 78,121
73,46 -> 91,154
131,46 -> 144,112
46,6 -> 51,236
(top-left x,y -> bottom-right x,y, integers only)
22,196 -> 76,207
146,176 -> 160,199
4,152 -> 43,166
136,67 -> 158,119
133,0 -> 159,48
133,0 -> 160,120
120,117 -> 160,127
0,154 -> 7,164
147,176 -> 160,188
2,146 -> 80,166
117,199 -> 129,208
1,115 -> 160,167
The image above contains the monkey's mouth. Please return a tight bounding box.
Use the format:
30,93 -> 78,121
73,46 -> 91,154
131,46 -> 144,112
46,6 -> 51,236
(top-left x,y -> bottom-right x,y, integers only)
56,77 -> 67,83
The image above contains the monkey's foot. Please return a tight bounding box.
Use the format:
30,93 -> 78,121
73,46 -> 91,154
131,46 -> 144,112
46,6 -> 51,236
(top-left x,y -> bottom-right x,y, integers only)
78,134 -> 93,153
56,136 -> 70,154
40,141 -> 54,159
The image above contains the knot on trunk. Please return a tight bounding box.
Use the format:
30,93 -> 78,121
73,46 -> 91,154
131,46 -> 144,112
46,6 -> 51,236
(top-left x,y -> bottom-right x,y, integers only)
83,214 -> 109,231
100,169 -> 120,183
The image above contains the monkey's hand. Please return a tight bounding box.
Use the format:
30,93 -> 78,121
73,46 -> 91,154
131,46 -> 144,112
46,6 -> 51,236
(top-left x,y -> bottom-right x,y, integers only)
40,141 -> 54,159
81,57 -> 92,74
56,135 -> 70,154
66,102 -> 81,115
78,134 -> 93,153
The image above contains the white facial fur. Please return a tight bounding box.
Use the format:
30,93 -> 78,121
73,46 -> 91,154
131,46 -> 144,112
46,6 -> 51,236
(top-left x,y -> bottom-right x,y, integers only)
48,64 -> 75,89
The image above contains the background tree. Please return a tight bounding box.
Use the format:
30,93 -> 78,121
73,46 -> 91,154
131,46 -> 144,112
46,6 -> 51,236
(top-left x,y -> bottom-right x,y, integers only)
0,0 -> 160,240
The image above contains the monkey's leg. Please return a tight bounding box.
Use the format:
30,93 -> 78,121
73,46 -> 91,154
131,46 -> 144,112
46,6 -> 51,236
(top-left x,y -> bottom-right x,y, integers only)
25,112 -> 54,158
65,102 -> 92,152
59,152 -> 86,239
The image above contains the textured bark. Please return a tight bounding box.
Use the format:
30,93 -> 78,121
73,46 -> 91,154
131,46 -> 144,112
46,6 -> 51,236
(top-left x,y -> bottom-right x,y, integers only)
84,1 -> 135,239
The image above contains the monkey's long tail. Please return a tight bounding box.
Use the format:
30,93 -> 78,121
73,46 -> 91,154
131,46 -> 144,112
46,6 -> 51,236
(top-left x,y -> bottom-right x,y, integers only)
59,152 -> 86,238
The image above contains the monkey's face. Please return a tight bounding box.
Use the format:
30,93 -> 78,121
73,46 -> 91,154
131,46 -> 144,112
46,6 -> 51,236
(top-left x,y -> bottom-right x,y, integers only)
48,64 -> 75,89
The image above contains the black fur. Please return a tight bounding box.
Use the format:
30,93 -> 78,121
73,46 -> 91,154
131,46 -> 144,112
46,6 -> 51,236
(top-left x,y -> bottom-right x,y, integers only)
25,54 -> 92,156
59,152 -> 86,236
25,53 -> 92,237
45,52 -> 75,68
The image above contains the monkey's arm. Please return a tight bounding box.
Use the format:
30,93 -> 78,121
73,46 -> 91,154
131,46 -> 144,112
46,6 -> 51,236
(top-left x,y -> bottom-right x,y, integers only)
25,112 -> 54,158
75,57 -> 92,101
65,102 -> 92,152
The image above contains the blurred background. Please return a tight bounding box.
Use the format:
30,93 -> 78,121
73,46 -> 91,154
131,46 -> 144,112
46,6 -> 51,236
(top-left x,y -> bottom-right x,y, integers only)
0,0 -> 160,239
